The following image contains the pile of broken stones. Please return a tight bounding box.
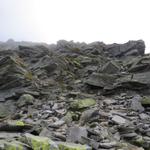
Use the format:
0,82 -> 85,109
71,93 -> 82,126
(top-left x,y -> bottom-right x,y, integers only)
0,40 -> 150,150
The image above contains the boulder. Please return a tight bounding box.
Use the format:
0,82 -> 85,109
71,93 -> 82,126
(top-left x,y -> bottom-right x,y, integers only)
31,55 -> 58,77
85,73 -> 117,88
18,45 -> 49,60
66,126 -> 88,143
0,104 -> 10,118
0,56 -> 33,90
130,95 -> 144,112
115,72 -> 150,90
105,40 -> 145,58
79,108 -> 99,125
111,115 -> 127,125
141,96 -> 150,107
127,56 -> 150,73
17,94 -> 34,107
101,61 -> 120,74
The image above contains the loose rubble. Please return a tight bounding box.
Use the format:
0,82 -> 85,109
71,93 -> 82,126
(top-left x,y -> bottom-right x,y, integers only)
0,39 -> 150,150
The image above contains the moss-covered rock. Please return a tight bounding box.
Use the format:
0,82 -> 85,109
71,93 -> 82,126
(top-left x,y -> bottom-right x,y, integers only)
131,136 -> 150,149
63,111 -> 80,124
21,133 -> 58,150
63,112 -> 73,124
15,121 -> 25,126
141,97 -> 150,107
57,142 -> 91,150
17,94 -> 34,107
70,98 -> 96,110
0,120 -> 32,132
4,141 -> 27,150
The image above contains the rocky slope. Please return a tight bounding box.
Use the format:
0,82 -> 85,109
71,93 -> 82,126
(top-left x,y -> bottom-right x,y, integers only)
0,39 -> 149,150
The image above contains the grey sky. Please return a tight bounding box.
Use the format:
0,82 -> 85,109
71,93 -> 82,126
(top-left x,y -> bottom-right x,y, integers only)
0,0 -> 39,41
0,0 -> 150,52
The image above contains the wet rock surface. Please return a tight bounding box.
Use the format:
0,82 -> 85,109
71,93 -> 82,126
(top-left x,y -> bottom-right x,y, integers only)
0,39 -> 150,149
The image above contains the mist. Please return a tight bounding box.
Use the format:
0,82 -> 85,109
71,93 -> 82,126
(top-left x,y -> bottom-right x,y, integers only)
0,0 -> 150,52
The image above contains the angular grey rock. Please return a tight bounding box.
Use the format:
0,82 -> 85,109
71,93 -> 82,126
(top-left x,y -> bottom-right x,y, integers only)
81,137 -> 100,149
99,141 -> 117,149
0,103 -> 10,118
17,94 -> 34,107
57,141 -> 92,150
127,55 -> 150,73
111,115 -> 127,125
0,132 -> 21,139
49,120 -> 65,128
85,73 -> 117,88
105,40 -> 145,58
139,113 -> 150,120
0,56 -> 32,90
39,128 -> 53,138
116,72 -> 150,90
130,95 -> 144,112
121,132 -> 137,138
32,55 -> 57,77
80,108 -> 99,125
66,126 -> 88,143
101,61 -> 120,74
0,100 -> 16,119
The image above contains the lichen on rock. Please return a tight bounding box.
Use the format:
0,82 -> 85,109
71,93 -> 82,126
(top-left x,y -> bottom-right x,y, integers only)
20,133 -> 58,150
70,98 -> 96,110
